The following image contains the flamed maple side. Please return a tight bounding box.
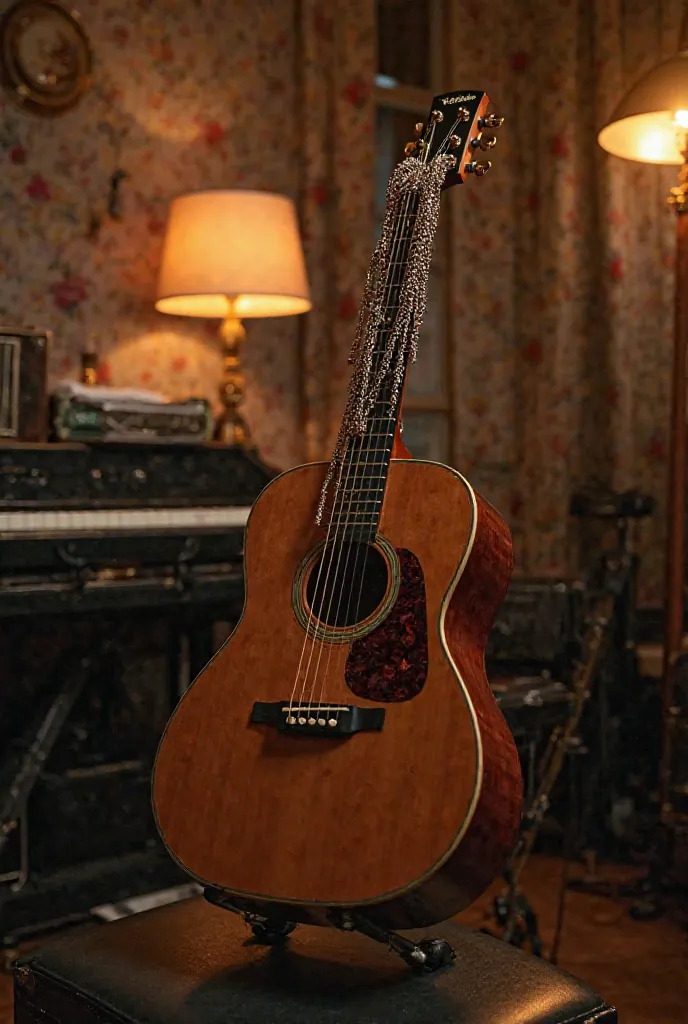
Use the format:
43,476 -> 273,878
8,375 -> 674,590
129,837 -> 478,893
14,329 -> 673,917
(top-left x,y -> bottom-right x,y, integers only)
152,456 -> 522,929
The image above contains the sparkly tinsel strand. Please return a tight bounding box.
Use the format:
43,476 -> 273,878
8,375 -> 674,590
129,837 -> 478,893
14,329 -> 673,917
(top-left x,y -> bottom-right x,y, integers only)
315,153 -> 454,526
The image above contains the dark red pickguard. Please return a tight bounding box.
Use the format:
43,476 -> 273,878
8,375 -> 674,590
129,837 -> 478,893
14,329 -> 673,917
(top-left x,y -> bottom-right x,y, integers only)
345,548 -> 428,702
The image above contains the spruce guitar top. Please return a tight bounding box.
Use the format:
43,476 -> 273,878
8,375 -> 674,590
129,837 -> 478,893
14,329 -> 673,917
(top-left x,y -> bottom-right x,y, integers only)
153,89 -> 522,938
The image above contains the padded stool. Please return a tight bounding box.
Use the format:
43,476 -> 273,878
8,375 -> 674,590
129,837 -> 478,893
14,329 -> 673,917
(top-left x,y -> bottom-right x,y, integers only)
13,896 -> 617,1023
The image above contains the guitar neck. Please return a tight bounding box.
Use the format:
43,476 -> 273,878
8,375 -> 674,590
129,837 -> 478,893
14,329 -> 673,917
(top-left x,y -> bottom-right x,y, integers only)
331,195 -> 420,541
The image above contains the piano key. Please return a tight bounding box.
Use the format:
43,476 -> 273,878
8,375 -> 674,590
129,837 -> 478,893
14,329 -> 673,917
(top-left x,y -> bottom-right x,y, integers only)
0,505 -> 253,537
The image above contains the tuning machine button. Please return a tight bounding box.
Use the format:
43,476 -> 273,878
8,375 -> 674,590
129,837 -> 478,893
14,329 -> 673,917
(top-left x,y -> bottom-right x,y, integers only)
404,140 -> 418,157
466,160 -> 491,176
414,122 -> 424,138
471,131 -> 497,151
479,113 -> 504,129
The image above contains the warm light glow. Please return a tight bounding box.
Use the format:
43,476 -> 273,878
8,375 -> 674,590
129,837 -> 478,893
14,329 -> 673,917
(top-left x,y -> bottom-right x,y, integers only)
155,293 -> 312,318
155,190 -> 312,319
597,51 -> 688,165
598,110 -> 685,164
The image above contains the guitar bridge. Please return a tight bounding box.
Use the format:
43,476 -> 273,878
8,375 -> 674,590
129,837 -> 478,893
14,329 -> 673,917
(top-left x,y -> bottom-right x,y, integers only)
250,701 -> 384,737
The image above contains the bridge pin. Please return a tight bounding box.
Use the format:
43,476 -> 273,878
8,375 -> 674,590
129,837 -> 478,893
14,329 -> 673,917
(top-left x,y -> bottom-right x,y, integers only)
287,716 -> 297,725
298,717 -> 307,725
308,717 -> 316,725
328,719 -> 337,727
317,718 -> 326,726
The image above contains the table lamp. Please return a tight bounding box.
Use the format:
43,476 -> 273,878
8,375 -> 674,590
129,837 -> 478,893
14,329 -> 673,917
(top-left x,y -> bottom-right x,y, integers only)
598,12 -> 688,819
155,189 -> 311,446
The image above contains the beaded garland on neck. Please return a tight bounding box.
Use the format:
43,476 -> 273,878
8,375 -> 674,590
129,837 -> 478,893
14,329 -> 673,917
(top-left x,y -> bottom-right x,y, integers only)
315,153 -> 455,527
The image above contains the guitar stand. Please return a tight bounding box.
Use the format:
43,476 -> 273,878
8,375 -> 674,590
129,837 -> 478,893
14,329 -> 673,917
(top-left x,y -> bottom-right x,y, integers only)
203,888 -> 296,944
203,889 -> 455,972
335,912 -> 456,973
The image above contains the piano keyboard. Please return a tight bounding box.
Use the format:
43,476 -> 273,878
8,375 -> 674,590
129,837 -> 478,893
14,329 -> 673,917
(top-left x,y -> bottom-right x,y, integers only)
0,505 -> 253,537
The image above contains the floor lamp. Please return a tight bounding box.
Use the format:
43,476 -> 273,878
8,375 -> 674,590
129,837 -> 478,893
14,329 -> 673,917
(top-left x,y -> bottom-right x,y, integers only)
598,20 -> 688,824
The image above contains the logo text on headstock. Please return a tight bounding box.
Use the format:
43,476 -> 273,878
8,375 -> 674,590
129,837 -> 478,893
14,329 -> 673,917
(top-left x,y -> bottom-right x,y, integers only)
441,94 -> 477,105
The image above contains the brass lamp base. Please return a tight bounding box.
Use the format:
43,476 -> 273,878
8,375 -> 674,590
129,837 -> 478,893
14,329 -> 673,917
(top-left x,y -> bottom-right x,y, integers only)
215,315 -> 251,447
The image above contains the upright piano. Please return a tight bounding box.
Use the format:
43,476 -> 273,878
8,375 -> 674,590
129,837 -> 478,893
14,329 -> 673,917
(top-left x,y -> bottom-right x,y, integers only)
0,442 -> 274,944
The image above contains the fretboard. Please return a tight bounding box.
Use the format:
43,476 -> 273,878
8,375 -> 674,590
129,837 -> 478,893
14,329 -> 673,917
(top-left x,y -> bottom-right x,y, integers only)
331,195 -> 420,542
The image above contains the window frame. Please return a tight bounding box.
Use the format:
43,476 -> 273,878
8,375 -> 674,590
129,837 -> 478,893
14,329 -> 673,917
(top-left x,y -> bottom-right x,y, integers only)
374,0 -> 455,464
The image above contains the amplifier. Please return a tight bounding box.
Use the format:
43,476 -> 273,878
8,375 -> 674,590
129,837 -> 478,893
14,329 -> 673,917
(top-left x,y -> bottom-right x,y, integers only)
0,326 -> 49,441
487,578 -> 585,678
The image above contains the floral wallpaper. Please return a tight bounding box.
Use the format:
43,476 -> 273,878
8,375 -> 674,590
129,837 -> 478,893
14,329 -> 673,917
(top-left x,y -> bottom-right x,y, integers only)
0,0 -> 306,468
444,0 -> 683,604
0,0 -> 682,605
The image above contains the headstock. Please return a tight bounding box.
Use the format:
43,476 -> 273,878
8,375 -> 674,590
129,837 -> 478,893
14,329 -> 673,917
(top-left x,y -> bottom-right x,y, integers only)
404,90 -> 504,189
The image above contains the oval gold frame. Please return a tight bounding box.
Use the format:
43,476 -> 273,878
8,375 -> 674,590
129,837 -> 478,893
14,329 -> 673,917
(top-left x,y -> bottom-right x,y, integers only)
292,534 -> 400,645
0,1 -> 93,116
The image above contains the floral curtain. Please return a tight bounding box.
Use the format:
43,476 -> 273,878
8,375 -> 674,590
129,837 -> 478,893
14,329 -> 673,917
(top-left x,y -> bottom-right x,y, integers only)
445,0 -> 683,603
296,0 -> 376,463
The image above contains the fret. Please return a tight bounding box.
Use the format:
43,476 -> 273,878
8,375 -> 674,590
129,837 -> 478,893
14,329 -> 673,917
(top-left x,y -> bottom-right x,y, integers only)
338,497 -> 386,508
329,516 -> 378,526
350,444 -> 393,456
341,475 -> 389,483
340,485 -> 386,493
340,477 -> 386,486
335,500 -> 381,508
343,457 -> 391,469
348,446 -> 393,458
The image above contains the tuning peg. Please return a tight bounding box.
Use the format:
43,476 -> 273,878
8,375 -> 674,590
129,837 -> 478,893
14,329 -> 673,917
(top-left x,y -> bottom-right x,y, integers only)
448,134 -> 461,150
479,113 -> 504,129
414,122 -> 424,138
430,109 -> 444,123
471,131 -> 497,151
466,160 -> 491,176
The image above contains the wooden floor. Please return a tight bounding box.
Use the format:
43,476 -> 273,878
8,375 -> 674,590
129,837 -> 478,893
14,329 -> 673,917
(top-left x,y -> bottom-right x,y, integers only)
0,855 -> 686,1022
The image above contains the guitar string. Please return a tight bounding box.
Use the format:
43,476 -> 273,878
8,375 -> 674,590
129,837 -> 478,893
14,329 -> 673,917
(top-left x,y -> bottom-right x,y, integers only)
307,173 -> 420,720
287,455 -> 347,721
294,139 -> 435,723
294,114 -> 458,724
312,192 -> 421,718
327,121 -> 460,713
299,197 -> 414,721
311,118 -> 456,721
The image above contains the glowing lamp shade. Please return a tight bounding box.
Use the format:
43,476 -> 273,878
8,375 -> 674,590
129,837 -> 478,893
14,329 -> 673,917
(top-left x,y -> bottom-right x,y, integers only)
155,189 -> 312,318
598,51 -> 688,164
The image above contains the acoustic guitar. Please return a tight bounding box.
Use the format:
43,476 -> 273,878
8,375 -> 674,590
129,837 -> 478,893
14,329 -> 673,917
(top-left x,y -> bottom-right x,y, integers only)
153,89 -> 522,937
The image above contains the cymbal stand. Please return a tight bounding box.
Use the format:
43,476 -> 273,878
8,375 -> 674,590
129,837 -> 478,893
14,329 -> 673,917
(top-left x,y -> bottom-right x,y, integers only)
489,598 -> 611,956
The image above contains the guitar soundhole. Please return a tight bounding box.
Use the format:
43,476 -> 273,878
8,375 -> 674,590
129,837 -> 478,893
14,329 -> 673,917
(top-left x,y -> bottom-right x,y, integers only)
305,541 -> 389,629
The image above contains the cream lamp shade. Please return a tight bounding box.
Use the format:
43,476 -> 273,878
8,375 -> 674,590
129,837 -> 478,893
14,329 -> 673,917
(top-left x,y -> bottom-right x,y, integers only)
155,189 -> 312,318
598,51 -> 688,164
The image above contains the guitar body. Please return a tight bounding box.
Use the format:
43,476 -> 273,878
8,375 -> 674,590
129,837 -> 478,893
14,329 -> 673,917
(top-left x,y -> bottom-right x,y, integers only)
153,458 -> 522,930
